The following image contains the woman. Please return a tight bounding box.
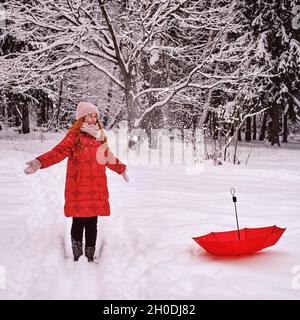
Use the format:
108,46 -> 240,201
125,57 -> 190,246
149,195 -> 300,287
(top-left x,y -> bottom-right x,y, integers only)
24,102 -> 129,262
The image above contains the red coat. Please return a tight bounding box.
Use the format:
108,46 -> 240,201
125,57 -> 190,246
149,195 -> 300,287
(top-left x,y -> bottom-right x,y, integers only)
36,131 -> 126,217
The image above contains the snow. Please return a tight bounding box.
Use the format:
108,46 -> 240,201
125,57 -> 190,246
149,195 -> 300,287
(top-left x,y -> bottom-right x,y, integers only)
149,50 -> 160,67
0,130 -> 300,300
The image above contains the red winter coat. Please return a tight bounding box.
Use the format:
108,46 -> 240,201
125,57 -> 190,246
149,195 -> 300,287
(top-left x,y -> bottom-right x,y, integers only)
36,131 -> 126,218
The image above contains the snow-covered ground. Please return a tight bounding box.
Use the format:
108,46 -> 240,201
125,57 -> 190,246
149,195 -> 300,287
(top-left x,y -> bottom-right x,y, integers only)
0,130 -> 299,300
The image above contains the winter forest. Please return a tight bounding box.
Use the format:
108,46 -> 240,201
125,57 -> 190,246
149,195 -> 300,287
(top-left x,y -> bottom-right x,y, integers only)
1,0 -> 300,161
0,0 -> 300,301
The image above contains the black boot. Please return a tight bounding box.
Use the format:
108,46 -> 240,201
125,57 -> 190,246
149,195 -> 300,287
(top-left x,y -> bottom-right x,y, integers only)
71,238 -> 83,262
85,246 -> 95,262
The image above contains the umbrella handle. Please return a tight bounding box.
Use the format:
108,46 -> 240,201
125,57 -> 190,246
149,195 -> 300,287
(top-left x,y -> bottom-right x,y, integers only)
230,187 -> 235,197
230,188 -> 240,240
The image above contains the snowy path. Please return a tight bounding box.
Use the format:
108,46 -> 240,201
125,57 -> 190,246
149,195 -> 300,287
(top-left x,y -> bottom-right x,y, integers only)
0,134 -> 300,299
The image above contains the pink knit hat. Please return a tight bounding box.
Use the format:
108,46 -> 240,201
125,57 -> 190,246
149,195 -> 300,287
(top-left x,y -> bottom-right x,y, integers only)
76,102 -> 99,120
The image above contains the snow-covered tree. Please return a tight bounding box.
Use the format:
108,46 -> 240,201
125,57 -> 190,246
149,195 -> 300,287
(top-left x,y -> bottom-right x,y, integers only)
2,1 -> 266,129
243,0 -> 300,146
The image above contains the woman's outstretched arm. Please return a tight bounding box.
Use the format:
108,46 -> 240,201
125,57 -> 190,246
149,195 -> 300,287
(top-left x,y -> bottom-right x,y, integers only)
34,131 -> 75,169
96,144 -> 127,176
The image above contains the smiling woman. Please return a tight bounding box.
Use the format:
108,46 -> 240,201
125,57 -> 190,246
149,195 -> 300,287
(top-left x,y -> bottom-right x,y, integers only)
84,113 -> 98,126
23,101 -> 129,263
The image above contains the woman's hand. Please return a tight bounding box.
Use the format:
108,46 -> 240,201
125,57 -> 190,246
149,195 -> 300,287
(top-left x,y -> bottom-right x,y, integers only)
24,159 -> 42,175
121,168 -> 129,183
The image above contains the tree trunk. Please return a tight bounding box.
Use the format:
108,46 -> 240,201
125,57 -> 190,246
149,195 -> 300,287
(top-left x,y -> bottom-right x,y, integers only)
37,92 -> 46,126
259,111 -> 267,141
125,74 -> 140,149
13,95 -> 22,127
212,112 -> 218,140
22,104 -> 30,134
192,114 -> 200,163
269,104 -> 280,146
0,93 -> 6,118
124,74 -> 135,131
252,114 -> 257,140
282,111 -> 288,143
245,117 -> 251,142
238,128 -> 242,141
104,65 -> 118,128
7,100 -> 12,125
56,78 -> 64,127
14,107 -> 21,127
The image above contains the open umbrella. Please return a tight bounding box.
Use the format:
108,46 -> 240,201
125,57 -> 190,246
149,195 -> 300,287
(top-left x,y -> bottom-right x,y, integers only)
192,188 -> 286,255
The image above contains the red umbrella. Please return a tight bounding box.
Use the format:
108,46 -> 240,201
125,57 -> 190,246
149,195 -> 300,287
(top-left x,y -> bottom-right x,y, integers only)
193,225 -> 286,255
192,189 -> 286,255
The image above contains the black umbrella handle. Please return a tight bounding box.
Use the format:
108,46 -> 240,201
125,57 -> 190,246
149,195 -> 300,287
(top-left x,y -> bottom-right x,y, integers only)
230,188 -> 241,240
